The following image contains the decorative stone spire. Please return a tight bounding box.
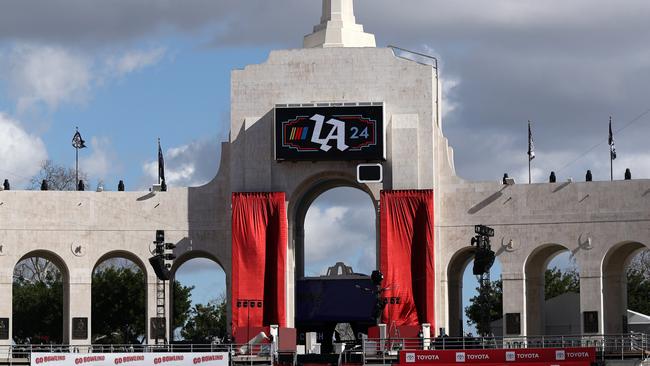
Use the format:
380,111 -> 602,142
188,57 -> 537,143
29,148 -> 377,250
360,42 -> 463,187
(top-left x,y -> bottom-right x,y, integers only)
303,0 -> 376,48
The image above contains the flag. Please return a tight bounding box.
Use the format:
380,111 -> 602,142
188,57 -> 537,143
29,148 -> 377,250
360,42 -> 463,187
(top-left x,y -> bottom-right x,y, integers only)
71,130 -> 86,149
609,118 -> 616,160
158,139 -> 165,183
527,120 -> 535,161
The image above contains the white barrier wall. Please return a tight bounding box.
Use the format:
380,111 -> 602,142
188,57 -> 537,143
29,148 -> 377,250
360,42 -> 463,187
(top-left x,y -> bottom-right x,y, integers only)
30,352 -> 229,366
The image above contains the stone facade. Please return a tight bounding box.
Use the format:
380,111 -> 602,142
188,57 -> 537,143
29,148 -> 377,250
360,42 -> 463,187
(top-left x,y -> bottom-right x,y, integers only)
0,0 -> 648,346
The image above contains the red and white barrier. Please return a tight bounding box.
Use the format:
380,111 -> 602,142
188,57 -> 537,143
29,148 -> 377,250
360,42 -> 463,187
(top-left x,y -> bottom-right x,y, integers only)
399,347 -> 596,366
30,352 -> 229,366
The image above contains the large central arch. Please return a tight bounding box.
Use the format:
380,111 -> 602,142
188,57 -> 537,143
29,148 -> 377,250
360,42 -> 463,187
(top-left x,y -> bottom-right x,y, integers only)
289,173 -> 379,279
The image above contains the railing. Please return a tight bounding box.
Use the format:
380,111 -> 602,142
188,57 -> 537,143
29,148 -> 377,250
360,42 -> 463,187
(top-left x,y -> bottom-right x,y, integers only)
1,334 -> 648,364
359,333 -> 650,362
388,45 -> 438,69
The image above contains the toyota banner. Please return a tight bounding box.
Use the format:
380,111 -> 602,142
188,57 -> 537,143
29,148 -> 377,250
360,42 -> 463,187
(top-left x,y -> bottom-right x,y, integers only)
400,347 -> 596,366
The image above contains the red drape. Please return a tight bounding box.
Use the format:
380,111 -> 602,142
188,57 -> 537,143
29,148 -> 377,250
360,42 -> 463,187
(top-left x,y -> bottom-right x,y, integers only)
380,190 -> 435,327
232,192 -> 287,335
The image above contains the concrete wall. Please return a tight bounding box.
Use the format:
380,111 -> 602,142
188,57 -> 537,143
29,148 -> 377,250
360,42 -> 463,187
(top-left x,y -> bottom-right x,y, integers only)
1,45 -> 648,346
438,179 -> 650,335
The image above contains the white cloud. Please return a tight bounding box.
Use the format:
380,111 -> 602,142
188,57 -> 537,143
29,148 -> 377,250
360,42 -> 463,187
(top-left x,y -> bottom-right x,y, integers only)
79,136 -> 118,183
0,112 -> 48,187
5,44 -> 92,112
441,76 -> 461,120
1,44 -> 168,114
105,47 -> 166,77
303,189 -> 376,276
142,138 -> 220,188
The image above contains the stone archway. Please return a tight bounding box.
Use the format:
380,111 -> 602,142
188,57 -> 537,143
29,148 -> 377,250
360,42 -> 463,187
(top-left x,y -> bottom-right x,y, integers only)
91,251 -> 148,344
602,241 -> 649,334
523,243 -> 571,336
170,250 -> 228,342
289,174 -> 378,279
13,250 -> 70,344
446,247 -> 475,337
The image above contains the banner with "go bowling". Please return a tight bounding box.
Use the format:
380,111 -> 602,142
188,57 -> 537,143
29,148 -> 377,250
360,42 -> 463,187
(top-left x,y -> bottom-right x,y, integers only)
30,352 -> 229,366
274,103 -> 385,161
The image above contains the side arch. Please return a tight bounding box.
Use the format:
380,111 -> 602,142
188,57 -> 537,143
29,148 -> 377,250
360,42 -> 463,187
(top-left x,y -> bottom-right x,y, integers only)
93,250 -> 149,277
170,250 -> 226,277
446,246 -> 475,337
601,241 -> 649,334
170,250 -> 229,340
523,243 -> 571,336
13,250 -> 71,343
91,250 -> 148,344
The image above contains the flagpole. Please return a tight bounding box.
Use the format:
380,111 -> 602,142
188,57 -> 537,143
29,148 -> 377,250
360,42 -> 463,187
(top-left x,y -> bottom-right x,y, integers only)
157,137 -> 161,185
528,120 -> 532,184
75,127 -> 79,185
609,117 -> 613,181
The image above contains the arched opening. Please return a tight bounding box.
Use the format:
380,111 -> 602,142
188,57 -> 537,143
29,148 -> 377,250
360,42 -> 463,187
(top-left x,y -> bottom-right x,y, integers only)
12,251 -> 69,344
524,244 -> 575,336
602,242 -> 649,334
293,179 -> 377,351
303,187 -> 377,276
92,252 -> 147,344
171,253 -> 227,343
447,247 -> 502,337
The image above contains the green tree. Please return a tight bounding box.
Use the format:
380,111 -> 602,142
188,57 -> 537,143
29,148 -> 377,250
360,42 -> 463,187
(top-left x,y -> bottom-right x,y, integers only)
627,268 -> 650,315
465,267 -> 580,335
180,295 -> 227,343
544,267 -> 580,300
465,279 -> 502,336
172,280 -> 194,339
12,265 -> 63,344
92,266 -> 146,344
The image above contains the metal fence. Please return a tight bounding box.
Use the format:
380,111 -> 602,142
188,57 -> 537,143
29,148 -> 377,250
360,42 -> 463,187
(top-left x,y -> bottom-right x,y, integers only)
359,333 -> 650,362
1,333 -> 648,364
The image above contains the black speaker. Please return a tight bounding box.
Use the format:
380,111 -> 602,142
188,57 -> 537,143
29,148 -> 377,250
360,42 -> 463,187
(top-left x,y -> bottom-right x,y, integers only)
357,164 -> 382,183
149,255 -> 171,280
155,230 -> 165,243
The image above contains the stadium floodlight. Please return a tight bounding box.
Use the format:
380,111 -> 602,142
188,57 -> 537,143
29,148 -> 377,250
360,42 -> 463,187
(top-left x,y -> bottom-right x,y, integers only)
474,225 -> 494,237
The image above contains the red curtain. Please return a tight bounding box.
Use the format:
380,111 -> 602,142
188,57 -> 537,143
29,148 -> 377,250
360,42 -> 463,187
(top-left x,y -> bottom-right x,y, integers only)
380,190 -> 435,327
232,192 -> 287,335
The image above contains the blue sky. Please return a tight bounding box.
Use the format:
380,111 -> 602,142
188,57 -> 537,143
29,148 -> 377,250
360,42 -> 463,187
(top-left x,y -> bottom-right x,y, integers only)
2,0 -> 650,332
0,41 -> 274,189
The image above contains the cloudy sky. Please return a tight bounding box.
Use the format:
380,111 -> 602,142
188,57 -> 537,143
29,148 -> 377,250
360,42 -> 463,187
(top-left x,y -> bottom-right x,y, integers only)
2,0 -> 648,330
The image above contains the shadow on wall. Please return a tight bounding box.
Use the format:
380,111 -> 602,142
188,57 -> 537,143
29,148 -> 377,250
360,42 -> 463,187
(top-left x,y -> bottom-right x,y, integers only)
467,188 -> 506,215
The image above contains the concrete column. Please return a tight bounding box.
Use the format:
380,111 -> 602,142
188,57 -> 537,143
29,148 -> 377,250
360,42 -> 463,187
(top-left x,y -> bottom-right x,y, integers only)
445,275 -> 463,337
501,271 -> 525,336
579,270 -> 604,334
68,277 -> 91,346
0,264 -> 11,347
524,272 -> 544,336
